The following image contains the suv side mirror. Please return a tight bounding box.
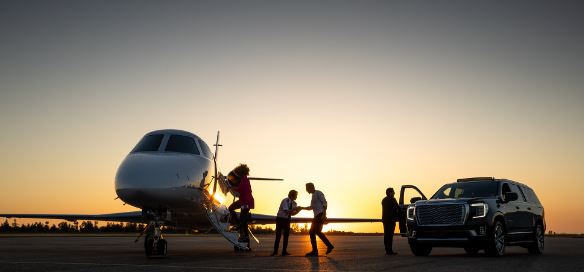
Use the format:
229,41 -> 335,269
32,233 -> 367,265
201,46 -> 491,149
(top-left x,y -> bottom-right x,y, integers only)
410,197 -> 422,204
504,192 -> 518,202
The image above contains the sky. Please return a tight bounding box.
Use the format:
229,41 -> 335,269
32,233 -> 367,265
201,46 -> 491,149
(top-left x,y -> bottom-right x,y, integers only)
1,1 -> 583,233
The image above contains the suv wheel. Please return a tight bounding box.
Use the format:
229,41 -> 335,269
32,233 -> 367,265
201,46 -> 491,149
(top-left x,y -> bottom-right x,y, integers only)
485,221 -> 506,257
409,241 -> 432,256
528,224 -> 544,254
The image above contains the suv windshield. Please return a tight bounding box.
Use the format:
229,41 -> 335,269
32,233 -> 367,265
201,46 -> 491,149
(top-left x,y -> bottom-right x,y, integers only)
431,181 -> 499,199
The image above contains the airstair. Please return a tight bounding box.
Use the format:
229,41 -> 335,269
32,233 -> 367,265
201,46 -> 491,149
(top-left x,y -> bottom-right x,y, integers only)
203,196 -> 250,251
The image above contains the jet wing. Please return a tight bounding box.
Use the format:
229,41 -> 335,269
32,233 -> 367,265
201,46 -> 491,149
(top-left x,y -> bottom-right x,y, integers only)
251,213 -> 381,224
0,211 -> 144,223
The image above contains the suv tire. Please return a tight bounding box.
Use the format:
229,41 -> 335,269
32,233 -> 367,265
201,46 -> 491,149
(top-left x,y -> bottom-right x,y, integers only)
485,220 -> 506,257
528,224 -> 544,254
409,241 -> 432,256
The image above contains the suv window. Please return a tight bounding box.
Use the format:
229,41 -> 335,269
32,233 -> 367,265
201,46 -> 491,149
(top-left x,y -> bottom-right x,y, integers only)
521,186 -> 542,205
165,135 -> 200,155
131,134 -> 163,153
513,184 -> 527,202
501,183 -> 526,201
431,181 -> 499,199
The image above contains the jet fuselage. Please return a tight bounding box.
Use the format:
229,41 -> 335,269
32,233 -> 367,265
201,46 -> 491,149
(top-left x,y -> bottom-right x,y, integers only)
114,129 -> 220,229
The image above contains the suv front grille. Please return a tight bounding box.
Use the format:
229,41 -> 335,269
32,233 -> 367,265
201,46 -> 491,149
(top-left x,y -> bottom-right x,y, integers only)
417,204 -> 466,225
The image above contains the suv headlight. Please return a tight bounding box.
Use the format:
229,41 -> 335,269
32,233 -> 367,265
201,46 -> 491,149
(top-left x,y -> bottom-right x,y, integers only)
407,206 -> 416,221
470,203 -> 488,218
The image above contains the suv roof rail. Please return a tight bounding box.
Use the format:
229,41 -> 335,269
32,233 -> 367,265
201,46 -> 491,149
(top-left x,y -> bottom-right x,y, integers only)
457,177 -> 495,182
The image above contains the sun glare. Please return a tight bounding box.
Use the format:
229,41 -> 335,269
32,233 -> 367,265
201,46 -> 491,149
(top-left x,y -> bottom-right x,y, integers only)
212,192 -> 226,204
206,186 -> 226,204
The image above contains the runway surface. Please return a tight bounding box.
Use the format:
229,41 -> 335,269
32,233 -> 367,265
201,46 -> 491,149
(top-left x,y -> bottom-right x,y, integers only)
0,234 -> 582,271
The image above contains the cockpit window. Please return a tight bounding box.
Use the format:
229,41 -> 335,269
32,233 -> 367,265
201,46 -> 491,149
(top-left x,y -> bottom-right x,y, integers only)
131,134 -> 163,153
165,135 -> 200,155
198,139 -> 213,158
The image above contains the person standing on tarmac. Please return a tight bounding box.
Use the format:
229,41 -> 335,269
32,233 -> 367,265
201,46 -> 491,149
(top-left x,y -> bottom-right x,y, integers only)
382,187 -> 400,255
304,182 -> 334,256
271,190 -> 302,256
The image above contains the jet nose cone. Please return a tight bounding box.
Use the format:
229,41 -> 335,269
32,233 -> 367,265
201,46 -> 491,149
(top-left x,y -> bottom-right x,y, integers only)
115,152 -> 210,191
116,153 -> 169,190
115,152 -> 211,209
115,153 -> 179,208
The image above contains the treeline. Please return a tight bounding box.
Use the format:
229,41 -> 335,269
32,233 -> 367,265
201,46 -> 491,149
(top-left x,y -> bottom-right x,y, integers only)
0,219 -> 147,233
248,223 -> 310,234
248,224 -> 356,235
1,219 -> 356,235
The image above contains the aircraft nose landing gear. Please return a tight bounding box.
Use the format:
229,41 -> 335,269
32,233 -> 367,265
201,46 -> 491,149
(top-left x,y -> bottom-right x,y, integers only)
144,222 -> 167,258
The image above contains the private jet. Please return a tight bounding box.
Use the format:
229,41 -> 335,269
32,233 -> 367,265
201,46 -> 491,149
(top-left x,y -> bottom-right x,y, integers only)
1,129 -> 380,257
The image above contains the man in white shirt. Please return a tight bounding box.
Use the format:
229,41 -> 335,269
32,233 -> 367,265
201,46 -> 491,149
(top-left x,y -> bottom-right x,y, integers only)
304,182 -> 334,256
272,190 -> 302,256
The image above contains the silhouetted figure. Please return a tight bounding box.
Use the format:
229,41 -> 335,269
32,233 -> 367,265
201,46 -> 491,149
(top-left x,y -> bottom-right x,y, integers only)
304,182 -> 334,256
272,190 -> 301,256
382,187 -> 400,255
227,171 -> 242,226
226,164 -> 254,243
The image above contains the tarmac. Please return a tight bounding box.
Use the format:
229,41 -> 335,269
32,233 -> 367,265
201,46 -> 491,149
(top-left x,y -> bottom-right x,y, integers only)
0,234 -> 583,271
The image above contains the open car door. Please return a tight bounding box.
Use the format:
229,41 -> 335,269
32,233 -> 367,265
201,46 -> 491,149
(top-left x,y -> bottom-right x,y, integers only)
398,185 -> 427,236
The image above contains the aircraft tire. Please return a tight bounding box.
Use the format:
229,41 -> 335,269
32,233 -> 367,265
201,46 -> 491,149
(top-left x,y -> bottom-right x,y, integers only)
157,239 -> 168,256
145,237 -> 155,257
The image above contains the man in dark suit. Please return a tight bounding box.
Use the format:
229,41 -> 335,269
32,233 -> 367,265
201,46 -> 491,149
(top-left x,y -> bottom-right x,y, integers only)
382,187 -> 400,255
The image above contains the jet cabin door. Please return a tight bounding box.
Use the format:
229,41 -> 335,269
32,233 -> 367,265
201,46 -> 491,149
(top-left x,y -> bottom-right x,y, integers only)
398,185 -> 427,236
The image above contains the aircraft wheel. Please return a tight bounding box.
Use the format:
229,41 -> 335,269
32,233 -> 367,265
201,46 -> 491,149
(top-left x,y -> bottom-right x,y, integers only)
145,237 -> 155,257
157,239 -> 168,256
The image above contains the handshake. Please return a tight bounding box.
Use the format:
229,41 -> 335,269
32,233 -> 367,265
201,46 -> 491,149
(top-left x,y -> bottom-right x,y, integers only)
288,206 -> 309,216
